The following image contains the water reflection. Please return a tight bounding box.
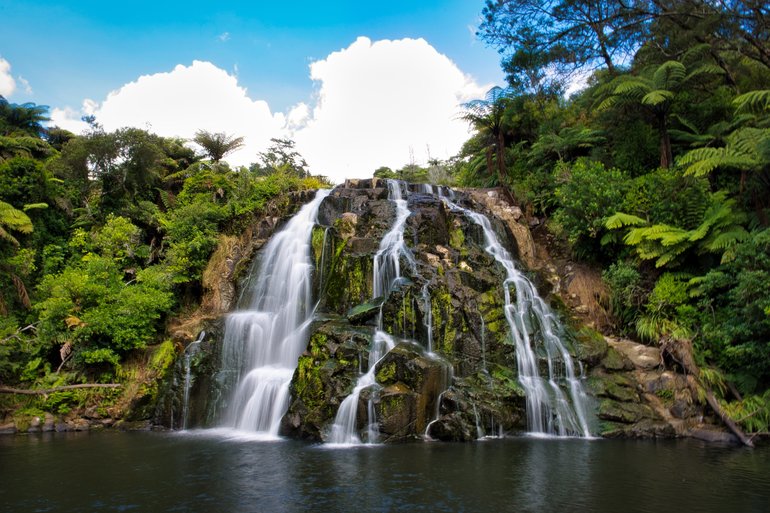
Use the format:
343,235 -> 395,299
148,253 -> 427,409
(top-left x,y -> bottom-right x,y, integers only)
1,432 -> 768,513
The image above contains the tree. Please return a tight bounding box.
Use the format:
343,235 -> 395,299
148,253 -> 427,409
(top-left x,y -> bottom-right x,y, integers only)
597,59 -> 723,168
0,96 -> 49,138
254,138 -> 309,177
460,86 -> 511,187
478,1 -> 646,91
193,130 -> 244,163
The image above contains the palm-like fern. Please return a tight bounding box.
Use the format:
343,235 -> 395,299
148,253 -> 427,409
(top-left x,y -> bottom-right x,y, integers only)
604,191 -> 747,267
0,200 -> 33,245
596,60 -> 724,168
678,127 -> 769,177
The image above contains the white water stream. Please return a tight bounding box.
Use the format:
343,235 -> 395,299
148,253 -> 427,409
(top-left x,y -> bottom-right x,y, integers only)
440,194 -> 592,437
329,180 -> 413,445
219,189 -> 331,437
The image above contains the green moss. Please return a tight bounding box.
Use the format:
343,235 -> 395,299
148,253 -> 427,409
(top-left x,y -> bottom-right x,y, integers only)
449,227 -> 465,250
572,326 -> 609,364
380,393 -> 404,417
377,362 -> 398,384
429,286 -> 456,355
150,340 -> 177,375
489,364 -> 525,396
321,237 -> 374,313
311,226 -> 326,267
295,355 -> 325,411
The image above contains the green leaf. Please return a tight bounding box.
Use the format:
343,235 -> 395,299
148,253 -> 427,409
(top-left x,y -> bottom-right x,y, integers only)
605,212 -> 646,229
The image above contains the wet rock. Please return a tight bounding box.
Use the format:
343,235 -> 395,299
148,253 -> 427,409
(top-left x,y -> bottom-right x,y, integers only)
377,384 -> 419,442
346,298 -> 384,325
0,422 -> 16,434
689,427 -> 739,444
374,343 -> 451,436
426,411 -> 476,442
282,318 -> 372,441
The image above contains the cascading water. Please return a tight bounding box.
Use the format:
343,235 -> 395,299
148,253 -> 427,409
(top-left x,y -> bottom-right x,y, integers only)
328,331 -> 396,445
421,283 -> 433,354
373,180 -> 415,298
441,194 -> 591,437
181,331 -> 205,430
328,180 -> 413,445
219,189 -> 331,437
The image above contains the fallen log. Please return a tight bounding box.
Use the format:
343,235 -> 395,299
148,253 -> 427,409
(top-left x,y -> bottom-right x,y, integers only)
0,384 -> 122,395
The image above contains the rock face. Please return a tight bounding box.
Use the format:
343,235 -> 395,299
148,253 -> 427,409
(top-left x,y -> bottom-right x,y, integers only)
282,181 -> 554,442
153,180 -> 729,444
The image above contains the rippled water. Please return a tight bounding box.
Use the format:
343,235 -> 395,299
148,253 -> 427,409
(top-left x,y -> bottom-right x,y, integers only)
1,432 -> 768,512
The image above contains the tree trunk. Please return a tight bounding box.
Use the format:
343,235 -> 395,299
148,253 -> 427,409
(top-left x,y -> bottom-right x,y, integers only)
661,337 -> 754,447
485,147 -> 495,184
496,131 -> 507,189
658,116 -> 673,168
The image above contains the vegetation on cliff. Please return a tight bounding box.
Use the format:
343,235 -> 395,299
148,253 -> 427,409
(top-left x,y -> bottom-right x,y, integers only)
449,0 -> 770,435
0,105 -> 327,420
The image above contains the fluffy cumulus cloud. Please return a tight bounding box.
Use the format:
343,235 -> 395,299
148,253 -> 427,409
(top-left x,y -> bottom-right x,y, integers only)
50,38 -> 489,181
0,57 -> 16,97
292,37 -> 488,181
51,61 -> 284,165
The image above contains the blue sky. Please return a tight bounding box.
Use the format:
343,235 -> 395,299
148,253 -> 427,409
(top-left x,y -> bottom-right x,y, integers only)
0,0 -> 505,180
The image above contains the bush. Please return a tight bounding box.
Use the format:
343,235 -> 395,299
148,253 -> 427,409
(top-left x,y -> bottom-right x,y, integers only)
552,159 -> 629,261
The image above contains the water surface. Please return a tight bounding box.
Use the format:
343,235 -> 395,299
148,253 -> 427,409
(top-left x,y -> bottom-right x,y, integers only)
1,431 -> 768,512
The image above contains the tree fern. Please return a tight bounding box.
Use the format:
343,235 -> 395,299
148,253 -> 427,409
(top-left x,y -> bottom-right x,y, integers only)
604,212 -> 646,229
733,90 -> 770,114
605,191 -> 748,268
0,201 -> 33,245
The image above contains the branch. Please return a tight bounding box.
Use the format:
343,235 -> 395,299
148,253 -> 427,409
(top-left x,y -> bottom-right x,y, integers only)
0,384 -> 122,395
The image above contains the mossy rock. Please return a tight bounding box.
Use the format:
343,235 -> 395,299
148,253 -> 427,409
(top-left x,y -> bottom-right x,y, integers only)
573,327 -> 609,365
588,372 -> 639,402
376,384 -> 418,442
601,346 -> 634,371
598,399 -> 655,424
346,297 -> 384,325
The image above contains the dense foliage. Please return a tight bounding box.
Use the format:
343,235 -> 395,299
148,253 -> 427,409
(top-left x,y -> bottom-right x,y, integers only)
0,98 -> 327,403
443,1 -> 770,432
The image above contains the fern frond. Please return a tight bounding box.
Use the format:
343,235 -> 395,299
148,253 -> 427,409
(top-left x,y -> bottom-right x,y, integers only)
605,212 -> 646,229
733,90 -> 770,114
642,90 -> 674,106
652,61 -> 686,89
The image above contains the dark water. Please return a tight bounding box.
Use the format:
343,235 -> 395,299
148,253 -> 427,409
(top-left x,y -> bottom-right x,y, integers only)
1,431 -> 768,513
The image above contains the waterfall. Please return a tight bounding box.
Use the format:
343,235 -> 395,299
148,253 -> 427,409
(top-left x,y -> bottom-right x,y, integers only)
181,331 -> 205,430
328,331 -> 396,445
421,283 -> 433,353
441,195 -> 592,438
373,180 -> 415,298
329,180 -> 413,445
219,189 -> 330,437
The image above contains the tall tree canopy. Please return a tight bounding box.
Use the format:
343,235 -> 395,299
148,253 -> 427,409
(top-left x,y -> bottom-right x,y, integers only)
478,0 -> 647,91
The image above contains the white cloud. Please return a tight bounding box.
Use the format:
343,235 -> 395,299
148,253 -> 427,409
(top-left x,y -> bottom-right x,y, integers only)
52,61 -> 284,165
218,32 -> 230,42
49,38 -> 491,181
17,76 -> 32,94
0,57 -> 16,97
292,37 -> 488,182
